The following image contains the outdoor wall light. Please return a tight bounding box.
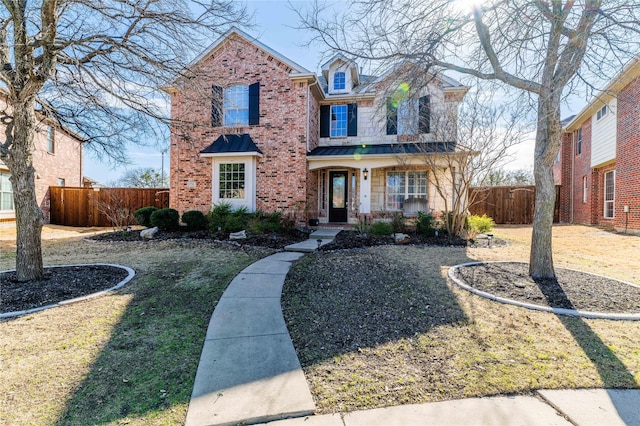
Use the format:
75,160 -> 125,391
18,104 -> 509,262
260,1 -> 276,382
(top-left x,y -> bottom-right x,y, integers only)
363,168 -> 369,180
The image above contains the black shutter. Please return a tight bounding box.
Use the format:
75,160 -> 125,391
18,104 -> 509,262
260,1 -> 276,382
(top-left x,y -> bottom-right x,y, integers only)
419,95 -> 430,134
211,85 -> 223,127
347,103 -> 358,136
386,98 -> 397,135
320,105 -> 330,137
248,82 -> 260,125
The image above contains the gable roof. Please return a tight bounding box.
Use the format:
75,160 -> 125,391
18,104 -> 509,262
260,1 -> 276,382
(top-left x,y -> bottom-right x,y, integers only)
564,54 -> 640,132
189,27 -> 311,74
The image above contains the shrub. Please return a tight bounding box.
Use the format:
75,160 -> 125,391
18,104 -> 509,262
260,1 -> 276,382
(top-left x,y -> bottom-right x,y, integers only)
134,206 -> 158,228
371,221 -> 393,236
390,211 -> 405,233
207,202 -> 233,232
467,214 -> 495,234
150,208 -> 179,230
224,215 -> 246,232
182,210 -> 208,231
416,211 -> 437,236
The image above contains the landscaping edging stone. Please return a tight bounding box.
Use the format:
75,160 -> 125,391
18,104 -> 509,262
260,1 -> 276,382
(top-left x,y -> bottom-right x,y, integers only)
0,263 -> 135,319
448,261 -> 640,321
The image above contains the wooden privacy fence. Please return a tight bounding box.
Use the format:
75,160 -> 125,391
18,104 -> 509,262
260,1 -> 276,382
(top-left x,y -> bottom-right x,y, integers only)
50,187 -> 170,227
469,185 -> 560,224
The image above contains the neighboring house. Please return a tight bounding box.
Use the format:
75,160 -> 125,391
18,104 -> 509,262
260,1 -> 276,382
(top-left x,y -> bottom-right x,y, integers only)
165,28 -> 468,224
554,55 -> 640,233
0,94 -> 84,222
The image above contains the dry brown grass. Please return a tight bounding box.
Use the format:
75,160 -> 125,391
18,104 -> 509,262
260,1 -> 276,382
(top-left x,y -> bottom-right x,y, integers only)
0,234 -> 265,425
283,224 -> 640,413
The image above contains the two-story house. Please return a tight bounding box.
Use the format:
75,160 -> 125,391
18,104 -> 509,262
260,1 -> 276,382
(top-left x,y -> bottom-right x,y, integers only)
0,93 -> 84,223
165,28 -> 468,224
554,54 -> 640,233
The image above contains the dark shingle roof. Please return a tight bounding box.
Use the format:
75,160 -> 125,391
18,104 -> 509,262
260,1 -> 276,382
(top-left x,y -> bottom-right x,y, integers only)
200,134 -> 262,155
308,142 -> 456,157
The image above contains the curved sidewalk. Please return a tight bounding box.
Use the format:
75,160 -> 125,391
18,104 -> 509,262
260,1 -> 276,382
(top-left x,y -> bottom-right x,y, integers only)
185,251 -> 315,426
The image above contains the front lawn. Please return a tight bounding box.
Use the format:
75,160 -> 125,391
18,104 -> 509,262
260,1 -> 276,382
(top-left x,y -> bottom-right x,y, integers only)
282,225 -> 640,413
0,238 -> 265,425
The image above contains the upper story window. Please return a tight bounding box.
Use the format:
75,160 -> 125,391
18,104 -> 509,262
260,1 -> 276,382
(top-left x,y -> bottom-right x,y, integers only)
320,103 -> 358,138
224,85 -> 249,126
57,178 -> 66,186
333,72 -> 346,91
576,127 -> 582,155
330,105 -> 347,137
596,105 -> 608,120
212,82 -> 260,127
47,126 -> 55,153
387,95 -> 430,135
0,171 -> 14,211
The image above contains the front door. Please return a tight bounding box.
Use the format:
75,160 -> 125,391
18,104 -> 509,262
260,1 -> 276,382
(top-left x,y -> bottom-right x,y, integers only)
329,171 -> 348,223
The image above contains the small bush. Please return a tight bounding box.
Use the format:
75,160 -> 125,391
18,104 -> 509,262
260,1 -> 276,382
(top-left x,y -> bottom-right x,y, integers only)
134,206 -> 158,228
224,215 -> 246,232
467,214 -> 495,234
207,202 -> 233,232
416,211 -> 437,236
150,208 -> 179,231
182,210 -> 208,231
371,221 -> 393,236
390,211 -> 405,233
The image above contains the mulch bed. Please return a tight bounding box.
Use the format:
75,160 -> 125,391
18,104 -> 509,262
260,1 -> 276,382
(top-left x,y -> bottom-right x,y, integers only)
319,230 -> 468,250
454,262 -> 640,314
1,265 -> 130,314
88,228 -> 309,249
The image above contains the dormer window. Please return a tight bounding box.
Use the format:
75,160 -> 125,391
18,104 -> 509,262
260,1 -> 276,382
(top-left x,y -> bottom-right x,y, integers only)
333,72 -> 346,91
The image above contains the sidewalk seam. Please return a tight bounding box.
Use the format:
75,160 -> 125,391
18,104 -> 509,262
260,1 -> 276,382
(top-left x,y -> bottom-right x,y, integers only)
535,390 -> 579,426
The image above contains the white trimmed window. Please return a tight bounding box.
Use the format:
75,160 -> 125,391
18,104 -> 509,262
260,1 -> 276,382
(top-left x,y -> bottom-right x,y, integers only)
604,170 -> 615,218
596,105 -> 608,120
386,171 -> 428,210
582,176 -> 588,204
0,171 -> 13,211
397,98 -> 418,135
330,105 -> 347,137
219,163 -> 245,199
333,71 -> 346,91
224,85 -> 249,126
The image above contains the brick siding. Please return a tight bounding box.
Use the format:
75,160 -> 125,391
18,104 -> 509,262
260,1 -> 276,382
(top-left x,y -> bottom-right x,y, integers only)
615,76 -> 640,231
169,34 -> 311,222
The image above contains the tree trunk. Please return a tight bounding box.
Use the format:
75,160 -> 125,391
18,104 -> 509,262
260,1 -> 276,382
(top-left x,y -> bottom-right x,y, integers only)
529,96 -> 562,280
7,100 -> 44,281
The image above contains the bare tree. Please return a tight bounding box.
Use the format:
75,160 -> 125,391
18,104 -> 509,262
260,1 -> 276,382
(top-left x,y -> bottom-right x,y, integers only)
407,84 -> 530,238
0,1 -> 247,281
297,0 -> 640,279
117,167 -> 168,188
479,168 -> 535,187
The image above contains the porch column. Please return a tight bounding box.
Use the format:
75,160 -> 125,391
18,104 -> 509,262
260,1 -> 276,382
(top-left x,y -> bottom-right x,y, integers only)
359,166 -> 371,214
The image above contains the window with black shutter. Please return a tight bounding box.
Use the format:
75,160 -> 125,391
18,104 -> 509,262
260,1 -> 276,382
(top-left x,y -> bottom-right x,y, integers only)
320,105 -> 330,137
212,85 -> 223,127
248,82 -> 260,125
419,95 -> 430,134
386,98 -> 398,135
347,103 -> 357,136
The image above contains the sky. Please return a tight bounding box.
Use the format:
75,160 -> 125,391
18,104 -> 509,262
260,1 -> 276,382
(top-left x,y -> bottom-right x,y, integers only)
82,0 -> 588,185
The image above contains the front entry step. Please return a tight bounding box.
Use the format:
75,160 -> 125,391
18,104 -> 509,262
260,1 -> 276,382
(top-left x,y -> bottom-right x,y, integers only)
284,228 -> 342,253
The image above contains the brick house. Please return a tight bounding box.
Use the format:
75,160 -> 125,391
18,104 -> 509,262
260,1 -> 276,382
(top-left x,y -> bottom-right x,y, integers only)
165,28 -> 468,224
554,55 -> 640,233
0,94 -> 84,223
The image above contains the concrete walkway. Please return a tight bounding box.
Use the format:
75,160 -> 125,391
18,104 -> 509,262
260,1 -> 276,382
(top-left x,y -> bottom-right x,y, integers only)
284,228 -> 341,253
261,389 -> 640,425
185,251 -> 315,426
